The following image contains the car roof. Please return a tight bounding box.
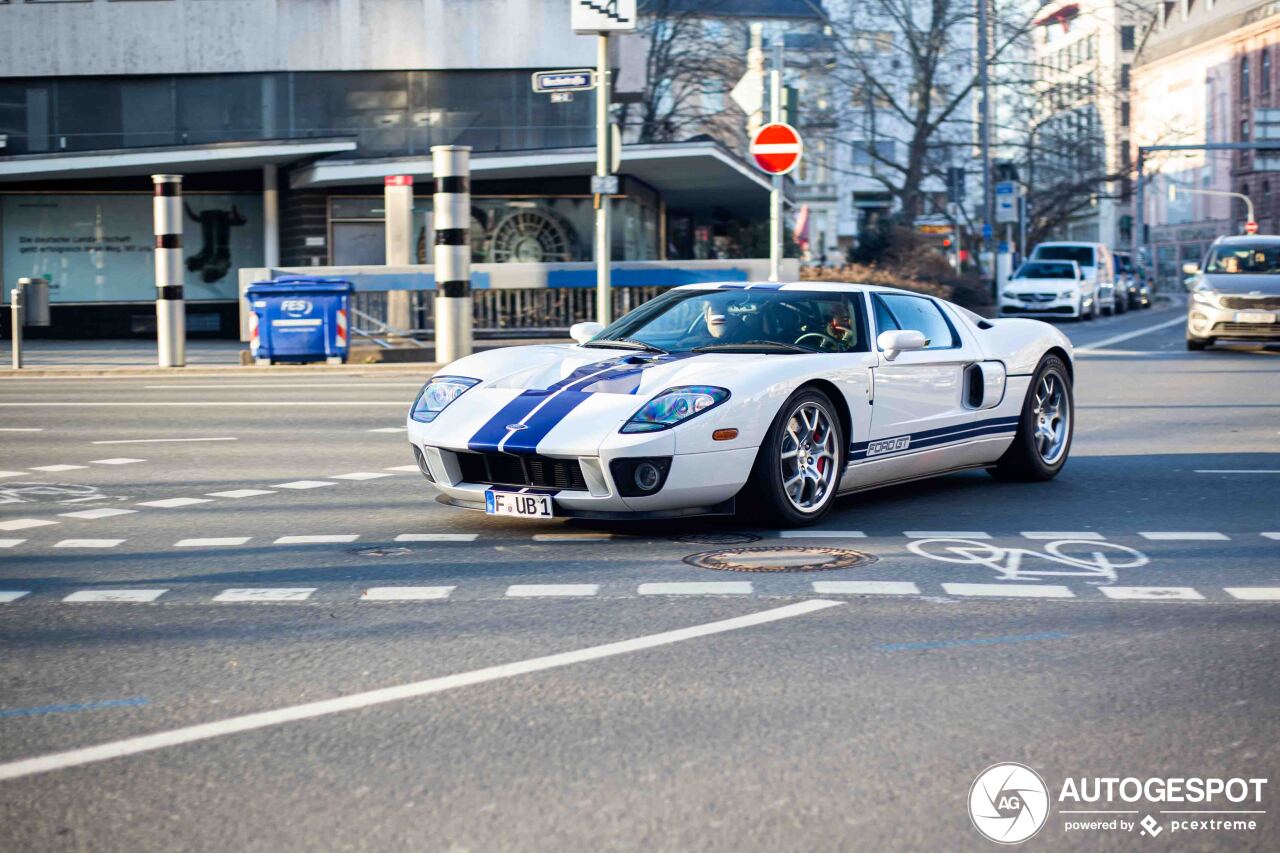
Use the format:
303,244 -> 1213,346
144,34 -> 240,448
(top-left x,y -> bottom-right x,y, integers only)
1215,234 -> 1280,245
672,281 -> 925,296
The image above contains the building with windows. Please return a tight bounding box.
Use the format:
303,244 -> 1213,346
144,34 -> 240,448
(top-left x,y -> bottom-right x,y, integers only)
1131,0 -> 1280,288
0,0 -> 774,336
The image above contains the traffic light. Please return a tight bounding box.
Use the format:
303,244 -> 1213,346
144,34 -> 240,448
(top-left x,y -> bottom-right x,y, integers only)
783,85 -> 800,127
946,167 -> 965,203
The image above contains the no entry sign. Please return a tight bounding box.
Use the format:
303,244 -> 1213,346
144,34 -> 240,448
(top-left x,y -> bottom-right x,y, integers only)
750,122 -> 803,175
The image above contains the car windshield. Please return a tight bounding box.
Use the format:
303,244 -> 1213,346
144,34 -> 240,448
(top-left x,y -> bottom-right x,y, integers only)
1204,243 -> 1280,274
1014,262 -> 1075,279
587,288 -> 870,354
1034,245 -> 1095,267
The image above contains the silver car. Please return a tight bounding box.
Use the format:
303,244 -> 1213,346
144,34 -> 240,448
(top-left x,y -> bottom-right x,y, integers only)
1185,235 -> 1280,350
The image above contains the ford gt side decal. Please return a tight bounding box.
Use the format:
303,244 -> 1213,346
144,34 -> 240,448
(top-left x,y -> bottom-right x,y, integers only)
849,415 -> 1020,462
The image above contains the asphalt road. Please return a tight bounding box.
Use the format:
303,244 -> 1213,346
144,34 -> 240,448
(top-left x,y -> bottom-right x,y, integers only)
0,300 -> 1276,851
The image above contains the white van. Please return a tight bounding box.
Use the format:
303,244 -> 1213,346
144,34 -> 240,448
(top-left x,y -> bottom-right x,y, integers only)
1029,242 -> 1119,317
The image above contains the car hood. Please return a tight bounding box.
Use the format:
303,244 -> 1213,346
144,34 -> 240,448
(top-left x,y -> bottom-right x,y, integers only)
1201,273 -> 1280,295
1009,278 -> 1078,288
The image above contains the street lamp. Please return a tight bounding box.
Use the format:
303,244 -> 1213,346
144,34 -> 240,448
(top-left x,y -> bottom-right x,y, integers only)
1168,183 -> 1255,231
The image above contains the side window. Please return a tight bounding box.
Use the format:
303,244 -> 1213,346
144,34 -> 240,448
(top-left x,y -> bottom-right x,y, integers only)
873,295 -> 899,335
875,294 -> 958,349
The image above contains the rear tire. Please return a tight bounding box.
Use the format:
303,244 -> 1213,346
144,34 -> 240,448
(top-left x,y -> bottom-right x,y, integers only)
739,388 -> 844,527
988,355 -> 1073,482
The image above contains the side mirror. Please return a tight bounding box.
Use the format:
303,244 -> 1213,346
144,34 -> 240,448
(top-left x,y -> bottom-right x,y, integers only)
878,329 -> 927,361
569,321 -> 604,345
1182,262 -> 1200,275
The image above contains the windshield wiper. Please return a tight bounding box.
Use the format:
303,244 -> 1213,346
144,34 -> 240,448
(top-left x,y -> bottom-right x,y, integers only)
692,340 -> 816,354
581,338 -> 669,354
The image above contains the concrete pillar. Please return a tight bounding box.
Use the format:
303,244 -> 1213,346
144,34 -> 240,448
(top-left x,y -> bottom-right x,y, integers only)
432,146 -> 472,364
384,174 -> 414,331
152,174 -> 185,368
263,163 -> 280,269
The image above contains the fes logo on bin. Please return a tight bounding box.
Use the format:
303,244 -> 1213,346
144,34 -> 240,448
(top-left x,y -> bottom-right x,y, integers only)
280,299 -> 314,316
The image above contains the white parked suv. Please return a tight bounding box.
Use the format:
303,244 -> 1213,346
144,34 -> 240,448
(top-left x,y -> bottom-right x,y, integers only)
1029,242 -> 1118,316
1000,260 -> 1094,320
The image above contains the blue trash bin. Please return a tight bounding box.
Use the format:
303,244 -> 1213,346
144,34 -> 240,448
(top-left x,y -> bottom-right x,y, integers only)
245,276 -> 353,364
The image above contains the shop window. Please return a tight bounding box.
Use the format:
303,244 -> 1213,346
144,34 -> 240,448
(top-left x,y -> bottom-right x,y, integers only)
1120,25 -> 1135,51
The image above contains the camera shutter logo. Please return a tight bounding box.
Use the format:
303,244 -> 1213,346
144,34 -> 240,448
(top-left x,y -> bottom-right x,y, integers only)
969,763 -> 1050,844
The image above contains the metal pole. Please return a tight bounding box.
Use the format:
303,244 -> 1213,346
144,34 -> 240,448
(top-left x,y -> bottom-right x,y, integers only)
1018,195 -> 1027,261
152,174 -> 185,368
1134,150 -> 1145,289
432,146 -> 473,364
977,0 -> 991,286
262,163 -> 280,269
769,38 -> 783,282
594,32 -> 613,325
9,287 -> 21,370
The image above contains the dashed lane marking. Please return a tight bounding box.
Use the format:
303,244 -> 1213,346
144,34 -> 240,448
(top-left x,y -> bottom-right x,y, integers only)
53,539 -> 124,549
1100,586 -> 1204,601
91,437 -> 237,445
136,498 -> 214,509
638,582 -> 753,596
29,465 -> 87,473
213,588 -> 316,603
0,591 -> 30,603
273,535 -> 359,545
204,489 -> 276,498
58,508 -> 138,519
0,519 -> 58,532
812,581 -> 920,595
904,530 -> 991,539
63,590 -> 166,603
778,530 -> 867,538
394,533 -> 479,542
271,481 -> 335,490
175,537 -> 251,547
1225,587 -> 1280,600
360,586 -> 454,601
0,472 -> 26,479
384,465 -> 420,472
0,600 -> 840,783
1263,533 -> 1280,541
506,584 -> 599,597
1139,532 -> 1230,541
328,472 -> 394,480
1020,531 -> 1104,540
1195,469 -> 1280,474
0,540 -> 24,548
533,532 -> 614,541
0,428 -> 42,433
942,583 -> 1074,599
368,427 -> 408,433
88,458 -> 146,465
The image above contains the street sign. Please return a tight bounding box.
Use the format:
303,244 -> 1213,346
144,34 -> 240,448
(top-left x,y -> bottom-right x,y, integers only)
749,122 -> 803,175
385,175 -> 413,187
571,0 -> 636,32
995,180 -> 1018,223
550,92 -> 574,103
531,69 -> 596,93
1246,220 -> 1259,234
591,175 -> 619,195
730,69 -> 764,117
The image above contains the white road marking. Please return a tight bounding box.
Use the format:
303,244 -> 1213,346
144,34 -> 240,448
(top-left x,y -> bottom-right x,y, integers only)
394,533 -> 479,542
0,600 -> 839,782
58,508 -> 138,519
368,427 -> 408,433
328,472 -> 393,480
1225,587 -> 1280,601
904,530 -> 991,539
812,581 -> 920,595
213,588 -> 317,602
384,465 -> 420,472
175,537 -> 251,547
53,539 -> 124,549
1195,469 -> 1280,474
271,480 -> 335,490
1076,315 -> 1186,351
64,590 -> 166,603
273,535 -> 358,544
30,464 -> 87,472
638,582 -> 753,595
205,489 -> 276,498
506,584 -> 599,597
89,458 -> 147,465
136,498 -> 214,509
144,384 -> 420,390
0,471 -> 26,479
0,540 -> 25,548
2,403 -> 406,408
1021,531 -> 1105,540
0,519 -> 58,532
533,533 -> 613,541
360,587 -> 454,601
0,591 -> 31,603
91,437 -> 237,445
1264,533 -> 1280,541
1138,531 -> 1229,541
1100,586 -> 1204,601
0,428 -> 42,432
942,583 -> 1075,599
778,530 -> 867,538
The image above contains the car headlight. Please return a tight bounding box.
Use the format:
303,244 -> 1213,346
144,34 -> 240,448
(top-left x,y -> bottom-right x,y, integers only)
1191,286 -> 1219,307
621,386 -> 730,433
410,375 -> 479,423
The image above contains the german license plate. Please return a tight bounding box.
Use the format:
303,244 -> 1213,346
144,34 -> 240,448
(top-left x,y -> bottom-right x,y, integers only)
485,490 -> 554,518
1235,311 -> 1276,324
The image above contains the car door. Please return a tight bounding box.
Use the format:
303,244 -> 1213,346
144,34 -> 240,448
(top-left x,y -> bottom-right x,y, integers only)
843,292 -> 984,489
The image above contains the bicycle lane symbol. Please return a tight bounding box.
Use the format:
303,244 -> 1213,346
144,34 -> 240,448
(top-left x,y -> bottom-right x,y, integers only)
905,538 -> 1149,584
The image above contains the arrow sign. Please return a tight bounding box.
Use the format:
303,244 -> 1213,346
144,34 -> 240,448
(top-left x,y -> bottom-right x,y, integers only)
730,69 -> 764,117
750,122 -> 803,175
571,0 -> 636,32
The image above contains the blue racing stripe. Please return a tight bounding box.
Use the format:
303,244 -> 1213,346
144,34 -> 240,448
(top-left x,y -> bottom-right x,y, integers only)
849,415 -> 1021,461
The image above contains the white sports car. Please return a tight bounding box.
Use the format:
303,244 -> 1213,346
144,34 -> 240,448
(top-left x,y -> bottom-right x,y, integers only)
406,282 -> 1075,526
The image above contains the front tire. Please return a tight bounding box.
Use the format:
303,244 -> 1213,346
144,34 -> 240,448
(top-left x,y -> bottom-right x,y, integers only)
988,356 -> 1073,482
740,388 -> 844,527
1186,337 -> 1210,351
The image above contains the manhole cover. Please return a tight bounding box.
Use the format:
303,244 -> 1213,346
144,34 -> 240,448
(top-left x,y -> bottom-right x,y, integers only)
684,545 -> 877,573
671,531 -> 761,546
351,546 -> 412,558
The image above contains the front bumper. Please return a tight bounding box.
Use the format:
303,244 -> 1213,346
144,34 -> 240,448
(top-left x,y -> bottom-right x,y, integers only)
1187,302 -> 1280,341
999,294 -> 1083,317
